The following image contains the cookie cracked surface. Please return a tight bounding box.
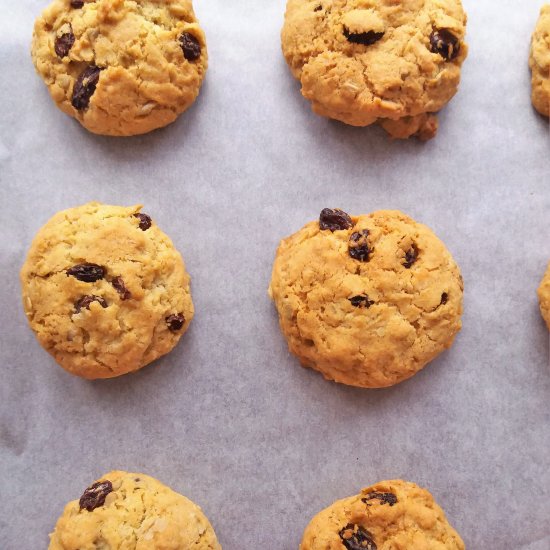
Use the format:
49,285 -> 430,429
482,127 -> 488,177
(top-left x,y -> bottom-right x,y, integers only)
268,209 -> 463,388
32,0 -> 208,136
20,202 -> 194,379
281,0 -> 468,139
300,480 -> 464,550
538,262 -> 550,330
49,471 -> 221,550
530,5 -> 550,117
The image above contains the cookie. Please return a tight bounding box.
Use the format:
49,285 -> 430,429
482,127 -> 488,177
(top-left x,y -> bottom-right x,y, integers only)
300,480 -> 464,550
530,5 -> 550,117
281,0 -> 468,140
32,0 -> 207,136
49,471 -> 221,549
20,202 -> 194,379
538,262 -> 550,330
268,209 -> 463,388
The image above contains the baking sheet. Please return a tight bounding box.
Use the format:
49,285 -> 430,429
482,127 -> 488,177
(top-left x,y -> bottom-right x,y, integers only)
1,0 -> 549,548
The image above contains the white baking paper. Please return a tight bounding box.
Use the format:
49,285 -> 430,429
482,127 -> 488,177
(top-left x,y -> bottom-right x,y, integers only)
0,1 -> 549,548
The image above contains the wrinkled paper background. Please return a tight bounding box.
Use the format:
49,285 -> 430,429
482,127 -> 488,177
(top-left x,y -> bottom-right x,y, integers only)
1,1 -> 549,548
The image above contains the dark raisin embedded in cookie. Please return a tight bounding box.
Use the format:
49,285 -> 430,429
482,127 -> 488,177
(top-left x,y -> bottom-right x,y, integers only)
348,230 -> 371,262
79,480 -> 113,512
134,213 -> 152,231
166,314 -> 185,332
179,32 -> 201,61
349,295 -> 374,308
112,277 -> 131,300
343,28 -> 384,46
54,28 -> 75,58
314,5 -> 322,12
70,0 -> 84,7
440,292 -> 449,305
74,295 -> 108,313
72,65 -> 102,111
339,524 -> 377,550
67,263 -> 106,282
430,29 -> 460,61
362,491 -> 398,507
403,244 -> 419,268
319,208 -> 353,232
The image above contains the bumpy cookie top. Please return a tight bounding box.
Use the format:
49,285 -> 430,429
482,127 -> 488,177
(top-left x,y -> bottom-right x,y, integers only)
269,209 -> 463,388
281,0 -> 468,128
32,0 -> 207,136
20,202 -> 194,379
300,480 -> 464,550
538,262 -> 550,330
530,5 -> 550,117
49,471 -> 221,550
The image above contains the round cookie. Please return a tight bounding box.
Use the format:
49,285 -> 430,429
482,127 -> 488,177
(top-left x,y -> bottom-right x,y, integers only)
530,5 -> 550,117
268,209 -> 463,388
300,480 -> 464,550
32,0 -> 207,136
281,0 -> 468,140
538,262 -> 550,330
20,202 -> 194,379
49,471 -> 221,549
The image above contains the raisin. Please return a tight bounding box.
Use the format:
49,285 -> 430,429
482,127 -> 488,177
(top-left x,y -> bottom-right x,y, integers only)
314,5 -> 322,11
348,230 -> 371,262
179,32 -> 201,61
430,29 -> 460,61
72,66 -> 102,111
166,314 -> 185,332
440,292 -> 448,305
319,208 -> 353,232
67,263 -> 106,282
79,481 -> 113,512
343,28 -> 384,46
362,491 -> 398,507
71,0 -> 84,7
403,244 -> 418,268
134,213 -> 152,231
339,524 -> 377,550
112,277 -> 131,300
54,28 -> 75,58
74,295 -> 108,313
349,295 -> 374,308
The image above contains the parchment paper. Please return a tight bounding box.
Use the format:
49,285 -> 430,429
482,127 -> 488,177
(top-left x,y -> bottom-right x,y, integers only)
1,1 -> 549,548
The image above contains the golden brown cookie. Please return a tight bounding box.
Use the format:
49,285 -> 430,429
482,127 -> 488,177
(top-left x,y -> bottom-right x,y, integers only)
49,471 -> 221,549
20,202 -> 194,379
538,262 -> 550,330
300,480 -> 464,550
269,209 -> 463,388
281,0 -> 468,139
530,5 -> 550,117
32,0 -> 208,136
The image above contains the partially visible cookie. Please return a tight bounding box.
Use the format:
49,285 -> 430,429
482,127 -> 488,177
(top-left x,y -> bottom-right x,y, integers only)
300,480 -> 464,550
281,0 -> 468,139
20,202 -> 194,379
49,471 -> 221,549
530,5 -> 550,117
269,209 -> 463,388
32,0 -> 207,136
538,263 -> 550,330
